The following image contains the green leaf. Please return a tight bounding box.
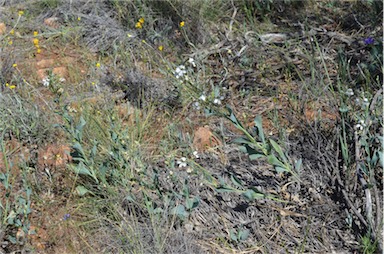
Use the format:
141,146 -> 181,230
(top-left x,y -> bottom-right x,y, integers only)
295,159 -> 302,172
232,137 -> 252,145
186,197 -> 200,210
254,115 -> 265,144
229,112 -> 239,125
76,185 -> 91,196
229,229 -> 238,242
171,205 -> 189,218
267,154 -> 285,168
239,228 -> 250,241
90,142 -> 98,159
239,146 -> 247,153
378,150 -> 384,168
216,186 -> 238,193
72,162 -> 92,177
230,174 -> 243,188
242,189 -> 265,200
8,236 -> 17,244
76,116 -> 86,132
72,142 -> 85,157
249,153 -> 264,160
244,144 -> 260,156
269,139 -> 288,164
153,207 -> 164,214
275,166 -> 287,173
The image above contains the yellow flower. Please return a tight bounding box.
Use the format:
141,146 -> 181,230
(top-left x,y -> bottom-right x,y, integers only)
33,38 -> 39,46
96,62 -> 101,68
37,48 -> 41,54
77,17 -> 81,21
12,63 -> 17,68
158,45 -> 164,51
18,10 -> 24,16
91,82 -> 95,86
141,39 -> 146,43
127,33 -> 133,38
10,29 -> 15,35
9,85 -> 16,89
179,21 -> 185,27
8,40 -> 13,45
135,22 -> 142,29
33,31 -> 38,36
6,83 -> 9,87
139,17 -> 145,24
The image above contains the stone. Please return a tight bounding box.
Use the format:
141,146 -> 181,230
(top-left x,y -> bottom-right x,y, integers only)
44,17 -> 60,28
0,22 -> 6,35
193,126 -> 222,152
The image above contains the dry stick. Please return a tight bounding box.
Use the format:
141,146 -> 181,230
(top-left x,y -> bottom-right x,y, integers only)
354,130 -> 373,230
368,88 -> 383,251
335,131 -> 368,229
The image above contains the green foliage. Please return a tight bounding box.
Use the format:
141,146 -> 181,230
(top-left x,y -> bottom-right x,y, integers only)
227,107 -> 300,179
360,234 -> 377,254
0,136 -> 32,248
0,94 -> 54,145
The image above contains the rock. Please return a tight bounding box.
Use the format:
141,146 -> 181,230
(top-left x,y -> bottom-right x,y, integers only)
259,33 -> 287,44
193,126 -> 222,152
37,59 -> 55,69
52,66 -> 68,78
44,17 -> 60,28
0,22 -> 6,35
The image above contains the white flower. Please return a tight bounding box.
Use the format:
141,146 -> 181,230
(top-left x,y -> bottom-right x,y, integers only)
362,97 -> 369,107
186,167 -> 193,173
355,119 -> 367,131
345,88 -> 354,96
59,77 -> 66,82
199,94 -> 206,101
355,124 -> 363,131
42,77 -> 50,87
176,157 -> 187,168
174,65 -> 187,79
193,101 -> 200,110
358,119 -> 366,127
213,98 -> 221,105
188,58 -> 196,67
193,151 -> 199,159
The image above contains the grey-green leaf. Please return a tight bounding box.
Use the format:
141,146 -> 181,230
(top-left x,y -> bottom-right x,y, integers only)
249,153 -> 264,160
269,139 -> 288,164
243,189 -> 264,200
239,229 -> 250,241
254,115 -> 265,144
76,185 -> 90,196
267,154 -> 285,168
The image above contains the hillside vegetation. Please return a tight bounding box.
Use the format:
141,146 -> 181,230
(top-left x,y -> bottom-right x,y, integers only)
0,1 -> 382,253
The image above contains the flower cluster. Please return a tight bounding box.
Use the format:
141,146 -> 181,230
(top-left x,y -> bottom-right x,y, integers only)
33,31 -> 41,54
188,57 -> 196,67
174,65 -> 187,79
355,119 -> 367,131
176,157 -> 187,168
135,17 -> 145,29
345,88 -> 354,96
364,37 -> 374,45
5,83 -> 16,90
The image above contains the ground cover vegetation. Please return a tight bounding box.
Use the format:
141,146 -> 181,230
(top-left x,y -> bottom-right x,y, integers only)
0,0 -> 382,253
